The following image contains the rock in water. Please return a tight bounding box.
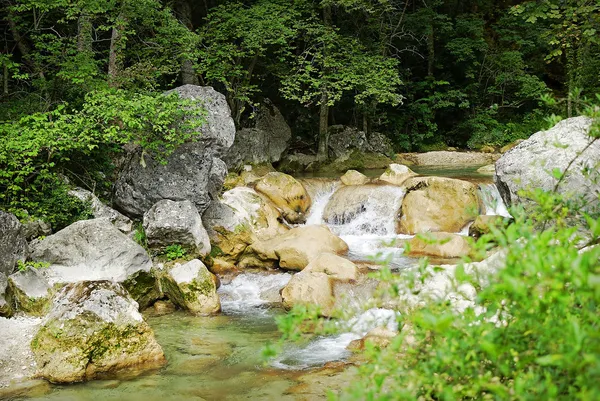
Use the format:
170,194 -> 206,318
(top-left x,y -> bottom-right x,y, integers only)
303,253 -> 358,282
239,225 -> 348,271
254,172 -> 312,224
378,164 -> 416,186
29,219 -> 158,308
203,187 -> 289,266
340,170 -> 369,186
281,272 -> 335,316
114,85 -> 235,219
225,99 -> 292,169
69,188 -> 132,232
495,116 -> 600,211
399,177 -> 480,234
0,211 -> 28,276
160,259 -> 220,315
31,281 -> 165,383
143,200 -> 211,257
406,232 -> 473,259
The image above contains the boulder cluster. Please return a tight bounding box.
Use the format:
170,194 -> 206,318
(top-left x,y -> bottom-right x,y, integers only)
2,82 -> 597,389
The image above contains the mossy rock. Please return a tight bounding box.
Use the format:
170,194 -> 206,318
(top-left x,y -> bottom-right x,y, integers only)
160,259 -> 221,315
31,281 -> 165,383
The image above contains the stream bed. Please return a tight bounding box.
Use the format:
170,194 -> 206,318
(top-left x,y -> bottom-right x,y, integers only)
4,168 -> 508,401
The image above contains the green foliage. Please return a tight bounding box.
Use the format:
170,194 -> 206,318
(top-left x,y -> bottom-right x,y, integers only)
133,223 -> 148,250
162,245 -> 187,261
0,89 -> 205,224
16,260 -> 50,272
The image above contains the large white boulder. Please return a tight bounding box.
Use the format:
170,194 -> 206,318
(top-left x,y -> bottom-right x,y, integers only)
495,116 -> 600,210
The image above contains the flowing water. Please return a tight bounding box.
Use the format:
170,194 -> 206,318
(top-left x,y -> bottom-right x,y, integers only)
7,168 -> 510,401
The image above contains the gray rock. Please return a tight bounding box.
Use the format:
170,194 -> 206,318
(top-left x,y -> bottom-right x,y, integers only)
328,126 -> 393,159
29,219 -> 155,306
0,211 -> 28,276
160,259 -> 220,315
143,200 -> 211,257
114,85 -> 235,218
225,99 -> 292,169
166,85 -> 236,156
31,281 -> 165,383
7,268 -> 53,316
69,188 -> 132,232
22,219 -> 52,241
495,116 -> 600,210
367,131 -> 394,157
0,273 -> 12,317
328,125 -> 370,159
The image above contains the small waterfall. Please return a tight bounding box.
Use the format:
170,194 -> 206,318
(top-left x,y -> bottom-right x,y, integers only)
219,273 -> 292,314
325,185 -> 406,236
271,308 -> 398,370
478,183 -> 511,217
305,181 -> 340,226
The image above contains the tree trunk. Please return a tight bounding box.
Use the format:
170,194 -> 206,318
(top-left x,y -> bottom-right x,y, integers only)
317,91 -> 329,161
427,12 -> 435,77
77,13 -> 93,53
108,13 -> 128,88
176,0 -> 199,85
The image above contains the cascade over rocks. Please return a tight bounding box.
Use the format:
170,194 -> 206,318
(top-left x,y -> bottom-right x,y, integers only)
378,164 -> 416,186
143,200 -> 211,257
406,232 -> 473,259
399,177 -> 480,234
323,184 -> 403,227
114,85 -> 235,218
29,219 -> 158,308
239,225 -> 348,271
0,211 -> 28,276
31,281 -> 165,383
254,172 -> 312,224
340,170 -> 369,186
495,116 -> 600,211
225,99 -> 292,169
69,188 -> 132,232
203,187 -> 288,268
7,268 -> 53,316
159,259 -> 220,315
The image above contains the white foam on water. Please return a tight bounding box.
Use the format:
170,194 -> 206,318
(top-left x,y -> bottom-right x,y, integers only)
326,186 -> 406,236
305,182 -> 340,226
219,273 -> 292,314
272,308 -> 398,370
479,183 -> 511,217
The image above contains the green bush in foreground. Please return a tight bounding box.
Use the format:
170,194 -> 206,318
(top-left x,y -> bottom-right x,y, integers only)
270,111 -> 600,399
339,194 -> 599,400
